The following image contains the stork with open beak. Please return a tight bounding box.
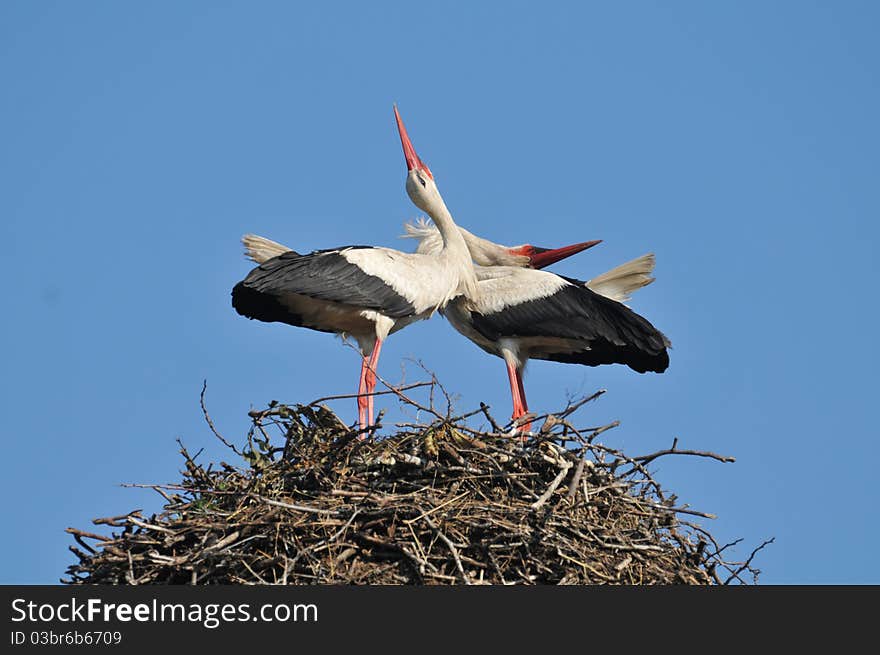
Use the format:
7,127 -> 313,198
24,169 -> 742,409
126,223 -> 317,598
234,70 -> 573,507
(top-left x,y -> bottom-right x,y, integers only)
232,107 -> 482,432
444,261 -> 668,432
402,222 -> 668,430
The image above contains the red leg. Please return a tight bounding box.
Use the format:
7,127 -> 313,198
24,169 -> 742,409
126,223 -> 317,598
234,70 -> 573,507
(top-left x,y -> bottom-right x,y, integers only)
506,359 -> 526,425
364,339 -> 383,434
515,367 -> 531,432
357,356 -> 369,432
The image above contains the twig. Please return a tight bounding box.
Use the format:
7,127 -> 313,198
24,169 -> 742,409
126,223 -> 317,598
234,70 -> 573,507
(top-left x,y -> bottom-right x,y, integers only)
639,499 -> 717,520
531,462 -> 573,510
92,511 -> 142,526
200,381 -> 241,455
127,516 -> 177,534
249,494 -> 338,516
305,381 -> 433,406
404,491 -> 471,525
635,441 -> 735,466
710,538 -> 744,559
724,538 -> 775,584
66,527 -> 112,542
479,403 -> 502,433
565,455 -> 588,504
374,371 -> 445,420
558,389 -> 606,419
423,516 -> 469,585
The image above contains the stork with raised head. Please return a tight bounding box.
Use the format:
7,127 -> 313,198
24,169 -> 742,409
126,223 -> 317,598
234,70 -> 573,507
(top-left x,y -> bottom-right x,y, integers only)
232,107 -> 482,432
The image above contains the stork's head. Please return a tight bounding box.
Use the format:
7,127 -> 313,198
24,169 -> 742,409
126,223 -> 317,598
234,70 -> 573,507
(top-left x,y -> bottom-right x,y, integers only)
507,240 -> 603,269
403,218 -> 602,268
395,106 -> 443,213
394,106 -> 601,269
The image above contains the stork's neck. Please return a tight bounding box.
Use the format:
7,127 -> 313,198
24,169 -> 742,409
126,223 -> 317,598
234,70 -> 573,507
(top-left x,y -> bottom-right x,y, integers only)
424,195 -> 479,298
425,197 -> 465,251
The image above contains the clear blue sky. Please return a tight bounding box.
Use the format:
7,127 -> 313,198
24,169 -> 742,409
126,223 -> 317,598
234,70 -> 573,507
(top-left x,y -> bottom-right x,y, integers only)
2,1 -> 877,584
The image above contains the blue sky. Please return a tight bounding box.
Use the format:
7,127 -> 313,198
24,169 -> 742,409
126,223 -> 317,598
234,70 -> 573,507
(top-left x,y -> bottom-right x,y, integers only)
2,1 -> 877,584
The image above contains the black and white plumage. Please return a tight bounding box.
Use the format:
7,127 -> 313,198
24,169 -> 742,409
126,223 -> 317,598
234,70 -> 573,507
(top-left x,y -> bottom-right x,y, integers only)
402,220 -> 668,429
447,267 -> 669,372
240,228 -> 667,431
442,264 -> 669,429
231,107 -> 478,432
232,247 -> 417,337
233,243 -> 461,349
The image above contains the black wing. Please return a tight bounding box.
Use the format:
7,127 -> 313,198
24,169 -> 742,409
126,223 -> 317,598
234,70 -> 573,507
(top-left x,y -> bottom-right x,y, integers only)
231,247 -> 416,328
469,277 -> 670,373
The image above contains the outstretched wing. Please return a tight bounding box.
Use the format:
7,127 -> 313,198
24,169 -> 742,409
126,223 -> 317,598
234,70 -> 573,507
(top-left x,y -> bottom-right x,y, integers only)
232,248 -> 417,329
468,272 -> 670,373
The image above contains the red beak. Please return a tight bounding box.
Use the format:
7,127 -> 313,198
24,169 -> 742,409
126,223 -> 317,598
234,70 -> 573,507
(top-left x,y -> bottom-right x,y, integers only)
394,105 -> 433,179
511,240 -> 602,269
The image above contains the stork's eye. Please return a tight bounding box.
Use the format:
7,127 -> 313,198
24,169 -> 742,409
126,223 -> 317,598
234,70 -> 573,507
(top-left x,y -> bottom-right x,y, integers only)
417,174 -> 427,187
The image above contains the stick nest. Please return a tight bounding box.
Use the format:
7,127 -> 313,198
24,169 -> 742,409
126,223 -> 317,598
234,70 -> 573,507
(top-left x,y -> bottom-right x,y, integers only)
64,381 -> 767,585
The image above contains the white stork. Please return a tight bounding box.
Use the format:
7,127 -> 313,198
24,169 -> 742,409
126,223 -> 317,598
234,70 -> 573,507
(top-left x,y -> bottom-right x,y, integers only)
242,224 -> 663,432
447,267 -> 667,432
404,221 -> 668,430
232,107 -> 481,432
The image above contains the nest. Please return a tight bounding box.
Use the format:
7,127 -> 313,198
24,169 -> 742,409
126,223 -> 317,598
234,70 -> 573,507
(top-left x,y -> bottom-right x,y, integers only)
64,381 -> 767,585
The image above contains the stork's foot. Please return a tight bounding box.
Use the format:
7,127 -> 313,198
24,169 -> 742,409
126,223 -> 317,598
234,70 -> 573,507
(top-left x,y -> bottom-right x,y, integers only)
510,413 -> 535,441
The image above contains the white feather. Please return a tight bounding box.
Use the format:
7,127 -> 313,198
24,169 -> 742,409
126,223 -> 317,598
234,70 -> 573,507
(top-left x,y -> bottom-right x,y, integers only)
465,266 -> 570,314
585,254 -> 655,304
400,217 -> 437,249
242,234 -> 291,263
341,247 -> 472,314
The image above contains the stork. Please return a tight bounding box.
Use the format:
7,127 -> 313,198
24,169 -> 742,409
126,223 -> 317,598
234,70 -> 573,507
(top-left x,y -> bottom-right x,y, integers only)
243,225 -> 663,432
403,220 -> 667,430
232,107 -> 483,432
446,264 -> 668,432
